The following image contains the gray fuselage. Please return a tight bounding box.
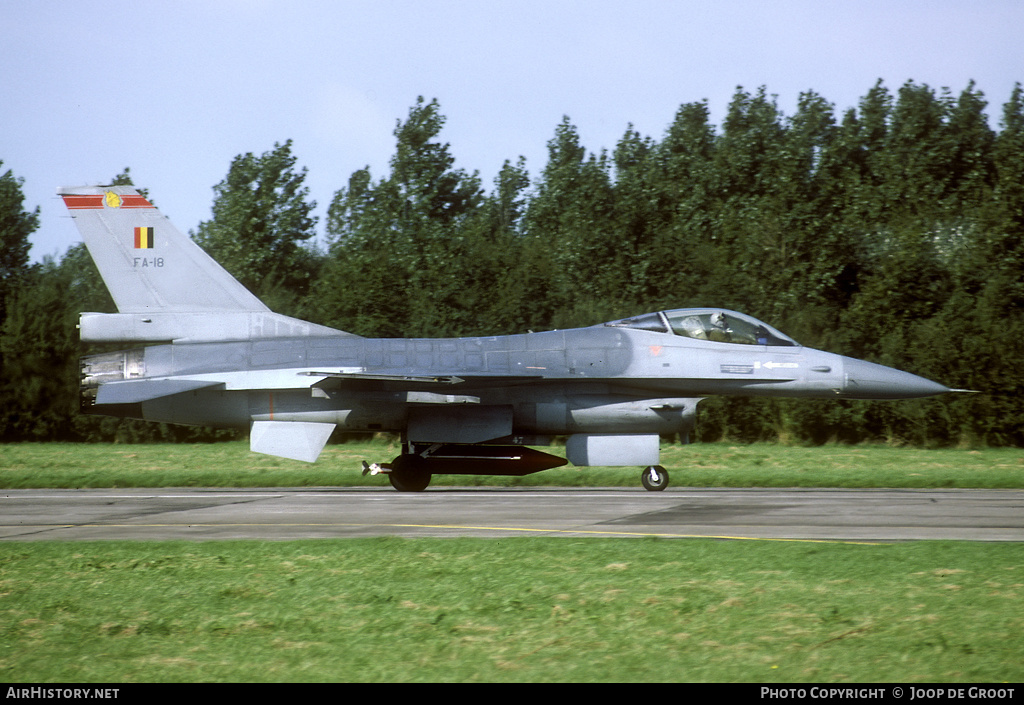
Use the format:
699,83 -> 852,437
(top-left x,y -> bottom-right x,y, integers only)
83,319 -> 943,443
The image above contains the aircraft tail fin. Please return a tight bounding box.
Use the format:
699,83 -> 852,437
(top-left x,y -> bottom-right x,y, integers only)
59,185 -> 351,343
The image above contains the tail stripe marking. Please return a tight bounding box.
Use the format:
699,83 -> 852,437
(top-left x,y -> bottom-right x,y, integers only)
61,194 -> 155,210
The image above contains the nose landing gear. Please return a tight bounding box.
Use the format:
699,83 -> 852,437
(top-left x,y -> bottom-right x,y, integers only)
641,465 -> 669,491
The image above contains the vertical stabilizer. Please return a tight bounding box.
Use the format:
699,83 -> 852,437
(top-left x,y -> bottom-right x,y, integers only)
59,185 -> 268,313
59,185 -> 350,342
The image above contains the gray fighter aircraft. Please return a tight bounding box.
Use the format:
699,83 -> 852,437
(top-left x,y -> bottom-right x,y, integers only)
61,185 -> 955,491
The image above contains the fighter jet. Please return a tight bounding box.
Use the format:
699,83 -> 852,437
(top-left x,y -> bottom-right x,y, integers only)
61,185 -> 954,491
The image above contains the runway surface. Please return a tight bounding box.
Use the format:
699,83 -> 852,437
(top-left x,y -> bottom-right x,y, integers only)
2,487 -> 1023,542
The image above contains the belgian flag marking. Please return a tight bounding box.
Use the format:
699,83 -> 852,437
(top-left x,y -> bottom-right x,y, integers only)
134,227 -> 154,249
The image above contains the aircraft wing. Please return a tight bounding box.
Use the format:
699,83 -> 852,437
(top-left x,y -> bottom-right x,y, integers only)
90,368 -> 547,406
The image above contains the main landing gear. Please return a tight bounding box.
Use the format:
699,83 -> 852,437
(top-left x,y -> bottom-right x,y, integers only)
641,465 -> 669,491
362,456 -> 432,492
387,454 -> 432,492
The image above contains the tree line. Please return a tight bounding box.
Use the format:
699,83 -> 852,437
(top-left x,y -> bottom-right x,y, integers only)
1,80 -> 1022,446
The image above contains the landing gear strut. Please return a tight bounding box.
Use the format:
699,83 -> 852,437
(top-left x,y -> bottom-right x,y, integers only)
641,465 -> 669,491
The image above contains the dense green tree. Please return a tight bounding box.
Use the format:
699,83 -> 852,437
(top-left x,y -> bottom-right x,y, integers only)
454,157 -> 554,335
0,163 -> 40,438
391,97 -> 482,228
715,86 -> 786,198
988,83 -> 1024,275
0,258 -> 80,440
487,157 -> 531,236
314,97 -> 484,337
192,140 -> 320,315
747,90 -> 840,332
944,82 -> 996,210
0,163 -> 37,326
387,97 -> 484,336
316,168 -> 407,336
643,101 -> 719,311
700,87 -> 788,311
607,125 -> 658,310
954,82 -> 1024,446
522,118 -> 617,326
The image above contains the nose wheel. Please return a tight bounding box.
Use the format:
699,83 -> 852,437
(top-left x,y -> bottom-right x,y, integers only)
641,465 -> 669,491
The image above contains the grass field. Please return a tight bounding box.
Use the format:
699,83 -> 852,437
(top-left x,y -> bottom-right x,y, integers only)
2,539 -> 1022,682
2,439 -> 1023,489
2,440 -> 1022,683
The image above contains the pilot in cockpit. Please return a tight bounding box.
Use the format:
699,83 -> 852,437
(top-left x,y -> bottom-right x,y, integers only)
706,312 -> 731,342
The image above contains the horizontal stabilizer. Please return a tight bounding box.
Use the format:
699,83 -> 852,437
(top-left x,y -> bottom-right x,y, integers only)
96,378 -> 223,404
250,420 -> 336,463
81,311 -> 350,343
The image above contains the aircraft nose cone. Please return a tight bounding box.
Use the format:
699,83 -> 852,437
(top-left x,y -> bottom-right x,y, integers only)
841,357 -> 950,399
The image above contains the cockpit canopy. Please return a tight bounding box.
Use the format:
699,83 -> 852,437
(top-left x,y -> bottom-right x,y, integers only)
605,308 -> 799,347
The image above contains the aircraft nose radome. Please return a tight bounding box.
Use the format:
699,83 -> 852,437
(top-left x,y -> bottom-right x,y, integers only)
841,357 -> 950,400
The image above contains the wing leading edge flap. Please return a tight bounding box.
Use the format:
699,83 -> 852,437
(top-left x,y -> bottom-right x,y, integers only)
250,420 -> 336,463
307,371 -> 544,389
96,378 -> 224,405
307,371 -> 466,385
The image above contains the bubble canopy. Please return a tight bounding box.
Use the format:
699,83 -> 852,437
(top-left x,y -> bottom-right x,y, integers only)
604,308 -> 799,347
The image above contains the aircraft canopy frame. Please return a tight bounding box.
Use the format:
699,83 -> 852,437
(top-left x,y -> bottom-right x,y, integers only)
604,308 -> 800,347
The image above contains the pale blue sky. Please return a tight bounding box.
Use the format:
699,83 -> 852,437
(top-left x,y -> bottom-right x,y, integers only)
3,0 -> 1022,261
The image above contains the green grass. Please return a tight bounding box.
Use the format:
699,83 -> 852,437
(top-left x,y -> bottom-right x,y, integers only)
3,441 -> 1022,682
2,539 -> 1022,683
1,439 -> 1022,489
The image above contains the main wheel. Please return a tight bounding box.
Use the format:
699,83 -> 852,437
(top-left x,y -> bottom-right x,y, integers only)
388,454 -> 432,492
641,465 -> 669,491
